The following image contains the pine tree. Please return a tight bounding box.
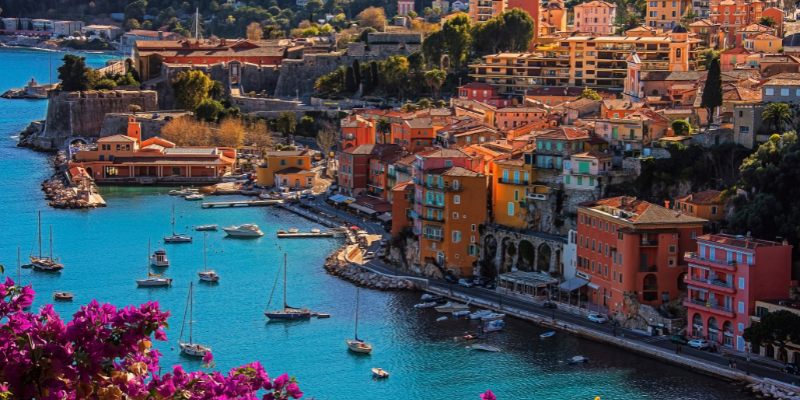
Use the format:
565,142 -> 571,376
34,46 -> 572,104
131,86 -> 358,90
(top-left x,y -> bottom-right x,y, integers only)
701,58 -> 723,129
345,66 -> 357,93
352,60 -> 361,87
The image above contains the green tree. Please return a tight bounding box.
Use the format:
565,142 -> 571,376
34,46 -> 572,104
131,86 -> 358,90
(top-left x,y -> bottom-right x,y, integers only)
422,30 -> 446,68
57,54 -> 92,91
472,9 -> 534,56
380,55 -> 410,98
440,13 -> 472,71
701,58 -> 723,129
276,112 -> 297,137
761,102 -> 793,134
93,78 -> 118,90
357,6 -> 387,30
305,0 -> 324,21
172,70 -> 214,111
758,16 -> 776,27
417,98 -> 432,109
314,66 -> 345,97
297,115 -> 316,136
671,119 -> 693,136
352,60 -> 361,86
345,66 -> 358,93
376,118 -> 391,143
370,61 -> 380,87
578,87 -> 602,101
195,99 -> 224,122
699,48 -> 720,69
125,0 -> 147,23
424,68 -> 447,99
744,310 -> 800,352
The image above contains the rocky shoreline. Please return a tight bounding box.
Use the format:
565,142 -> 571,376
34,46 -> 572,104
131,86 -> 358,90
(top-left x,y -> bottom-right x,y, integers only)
747,381 -> 800,400
41,152 -> 106,209
324,248 -> 418,291
16,120 -> 51,152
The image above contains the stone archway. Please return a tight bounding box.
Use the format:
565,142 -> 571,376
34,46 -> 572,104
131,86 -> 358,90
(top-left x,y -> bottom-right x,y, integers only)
518,240 -> 535,271
536,243 -> 551,272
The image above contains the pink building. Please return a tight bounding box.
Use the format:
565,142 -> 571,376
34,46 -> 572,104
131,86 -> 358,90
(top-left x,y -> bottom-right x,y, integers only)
573,0 -> 617,34
457,82 -> 512,108
685,234 -> 792,352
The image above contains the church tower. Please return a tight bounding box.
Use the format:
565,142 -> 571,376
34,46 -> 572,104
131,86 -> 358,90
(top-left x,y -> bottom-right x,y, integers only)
623,51 -> 643,103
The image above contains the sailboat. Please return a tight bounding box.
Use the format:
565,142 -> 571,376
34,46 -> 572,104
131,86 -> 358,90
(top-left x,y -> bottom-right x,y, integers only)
164,205 -> 192,243
346,287 -> 373,354
137,241 -> 173,287
198,233 -> 219,283
30,211 -> 63,272
179,282 -> 211,358
264,253 -> 311,320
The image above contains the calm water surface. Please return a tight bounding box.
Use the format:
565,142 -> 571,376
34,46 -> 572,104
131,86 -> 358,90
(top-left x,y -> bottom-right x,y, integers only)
0,48 -> 753,399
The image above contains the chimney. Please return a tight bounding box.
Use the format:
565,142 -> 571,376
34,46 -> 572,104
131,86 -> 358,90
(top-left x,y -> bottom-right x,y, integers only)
664,199 -> 670,209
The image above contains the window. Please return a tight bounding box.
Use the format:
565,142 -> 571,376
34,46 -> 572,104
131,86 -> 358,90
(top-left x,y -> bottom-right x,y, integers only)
669,245 -> 676,253
765,88 -> 774,96
738,323 -> 744,333
738,301 -> 745,313
453,195 -> 461,204
280,159 -> 286,166
297,159 -> 303,166
452,230 -> 462,243
452,212 -> 459,220
471,224 -> 476,232
444,160 -> 453,167
711,206 -> 717,215
507,202 -> 515,216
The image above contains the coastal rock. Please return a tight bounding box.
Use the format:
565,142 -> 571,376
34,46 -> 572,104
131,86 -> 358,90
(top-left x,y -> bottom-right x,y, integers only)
16,120 -> 46,150
324,247 -> 416,291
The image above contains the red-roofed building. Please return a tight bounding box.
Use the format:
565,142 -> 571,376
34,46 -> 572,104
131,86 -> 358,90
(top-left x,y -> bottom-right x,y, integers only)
337,144 -> 403,197
685,234 -> 792,351
457,82 -> 512,108
341,114 -> 376,150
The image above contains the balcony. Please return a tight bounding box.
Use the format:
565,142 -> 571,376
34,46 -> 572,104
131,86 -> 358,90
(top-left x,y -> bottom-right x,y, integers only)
684,298 -> 735,318
684,275 -> 735,294
419,213 -> 445,222
684,252 -> 740,272
498,178 -> 529,186
423,202 -> 445,209
640,239 -> 659,247
423,234 -> 444,242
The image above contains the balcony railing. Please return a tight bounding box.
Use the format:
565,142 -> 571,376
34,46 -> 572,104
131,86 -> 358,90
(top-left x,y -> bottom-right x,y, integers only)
419,214 -> 445,222
685,252 -> 741,270
498,178 -> 529,186
423,234 -> 444,241
423,202 -> 445,209
685,298 -> 734,314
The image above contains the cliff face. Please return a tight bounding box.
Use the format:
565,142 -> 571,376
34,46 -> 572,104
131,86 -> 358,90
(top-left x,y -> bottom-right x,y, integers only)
23,90 -> 158,150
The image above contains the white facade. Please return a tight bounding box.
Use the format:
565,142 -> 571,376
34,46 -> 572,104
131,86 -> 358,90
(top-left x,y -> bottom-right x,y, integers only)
562,153 -> 611,191
53,21 -> 85,37
562,230 -> 578,280
81,24 -> 123,40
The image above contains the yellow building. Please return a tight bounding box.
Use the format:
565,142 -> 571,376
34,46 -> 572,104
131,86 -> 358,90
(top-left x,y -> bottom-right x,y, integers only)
469,0 -> 507,23
646,0 -> 691,29
491,157 -> 530,229
469,28 -> 701,94
256,150 -> 313,187
744,32 -> 782,52
541,0 -> 568,32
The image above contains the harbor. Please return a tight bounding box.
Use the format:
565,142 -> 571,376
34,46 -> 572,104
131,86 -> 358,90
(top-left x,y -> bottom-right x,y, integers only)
201,199 -> 283,208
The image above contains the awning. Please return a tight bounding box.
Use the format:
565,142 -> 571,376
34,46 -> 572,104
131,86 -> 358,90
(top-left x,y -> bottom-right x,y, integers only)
348,202 -> 377,215
559,277 -> 589,291
587,282 -> 600,290
329,194 -> 355,204
377,213 -> 392,222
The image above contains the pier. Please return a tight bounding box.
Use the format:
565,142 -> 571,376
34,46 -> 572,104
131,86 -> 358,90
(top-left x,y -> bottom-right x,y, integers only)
201,199 -> 283,208
277,230 -> 341,238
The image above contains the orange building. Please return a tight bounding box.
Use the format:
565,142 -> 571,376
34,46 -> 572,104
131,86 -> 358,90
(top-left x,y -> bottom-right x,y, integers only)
341,114 -> 375,150
256,150 -> 313,187
508,0 -> 540,40
541,0 -> 568,32
469,0 -> 507,23
646,0 -> 691,29
674,190 -> 725,222
576,196 -> 707,314
337,144 -> 403,197
72,117 -> 236,184
391,117 -> 438,153
390,181 -> 415,236
710,0 -> 764,46
494,106 -> 549,130
491,156 -> 531,229
761,7 -> 784,36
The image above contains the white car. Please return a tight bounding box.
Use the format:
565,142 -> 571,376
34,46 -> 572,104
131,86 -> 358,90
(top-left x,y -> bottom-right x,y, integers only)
687,339 -> 710,350
587,313 -> 608,324
458,278 -> 474,288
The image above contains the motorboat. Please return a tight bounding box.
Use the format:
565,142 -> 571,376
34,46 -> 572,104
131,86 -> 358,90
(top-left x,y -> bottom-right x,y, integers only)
436,316 -> 448,322
371,368 -> 389,379
164,205 -> 192,243
420,293 -> 439,301
483,319 -> 505,333
150,249 -> 169,268
310,228 -> 321,233
223,224 -> 264,238
434,302 -> 469,313
414,301 -> 437,309
540,331 -> 556,339
265,254 -> 311,320
53,291 -> 73,301
198,270 -> 219,282
346,287 -> 372,354
288,228 -> 300,234
138,241 -> 173,288
452,310 -> 470,318
179,282 -> 211,358
169,188 -> 199,196
195,224 -> 218,231
467,344 -> 501,352
480,313 -> 506,321
568,355 -> 589,364
185,193 -> 204,201
469,310 -> 493,320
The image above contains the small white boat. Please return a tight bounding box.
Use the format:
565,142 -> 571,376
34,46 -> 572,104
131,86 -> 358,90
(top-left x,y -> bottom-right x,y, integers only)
150,249 -> 169,267
414,301 -> 437,309
164,206 -> 192,243
371,368 -> 390,379
223,224 -> 264,238
420,293 -> 439,301
568,355 -> 589,364
436,316 -> 448,322
435,302 -> 469,313
288,228 -> 300,234
452,310 -> 470,318
480,313 -> 506,321
54,291 -> 74,301
483,319 -> 505,333
469,310 -> 493,320
137,275 -> 173,287
467,344 -> 501,352
179,282 -> 211,358
185,194 -> 204,201
195,224 -> 218,231
540,331 -> 556,339
310,228 -> 321,233
198,270 -> 219,282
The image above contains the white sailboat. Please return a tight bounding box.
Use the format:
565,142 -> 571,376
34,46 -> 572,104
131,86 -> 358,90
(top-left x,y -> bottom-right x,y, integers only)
264,253 -> 311,320
179,281 -> 211,358
30,211 -> 63,272
198,233 -> 219,283
164,205 -> 192,243
346,287 -> 372,354
137,241 -> 173,287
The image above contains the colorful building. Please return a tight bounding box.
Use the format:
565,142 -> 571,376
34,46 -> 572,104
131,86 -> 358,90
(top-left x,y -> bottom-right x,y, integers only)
337,144 -> 403,197
685,234 -> 792,351
674,190 -> 725,222
256,150 -> 313,187
541,0 -> 568,32
391,117 -> 438,153
646,0 -> 691,29
341,114 -> 376,150
398,0 -> 415,15
72,117 -> 235,184
710,0 -> 764,46
573,0 -> 617,34
494,106 -> 549,130
390,181 -> 415,236
752,299 -> 800,364
457,82 -> 513,107
469,0 -> 507,23
744,32 -> 782,52
562,150 -> 612,191
576,196 -> 707,313
491,156 -> 530,229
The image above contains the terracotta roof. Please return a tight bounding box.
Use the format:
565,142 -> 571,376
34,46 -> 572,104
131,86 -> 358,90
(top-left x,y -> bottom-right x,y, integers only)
494,157 -> 525,166
698,233 -> 786,249
572,150 -> 612,159
602,99 -> 644,110
765,73 -> 800,86
98,134 -> 136,142
391,181 -> 414,191
534,126 -> 590,141
585,196 -> 707,224
460,82 -> 496,90
405,117 -> 433,129
677,189 -> 722,205
440,166 -> 482,177
274,167 -> 314,175
689,19 -> 715,27
525,86 -> 584,97
751,33 -> 780,41
496,106 -> 547,113
418,148 -> 470,158
344,144 -> 403,161
575,0 -> 615,7
741,23 -> 773,32
722,46 -> 751,55
265,150 -> 308,157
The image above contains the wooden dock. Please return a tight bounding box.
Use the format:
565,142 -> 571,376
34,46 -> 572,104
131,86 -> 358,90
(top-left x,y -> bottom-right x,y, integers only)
201,199 -> 283,209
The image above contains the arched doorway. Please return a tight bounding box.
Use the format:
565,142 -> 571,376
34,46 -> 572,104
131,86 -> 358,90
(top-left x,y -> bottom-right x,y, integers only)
708,317 -> 718,342
722,321 -> 733,347
536,243 -> 551,272
692,313 -> 704,337
499,237 -> 513,273
642,274 -> 658,301
518,240 -> 535,271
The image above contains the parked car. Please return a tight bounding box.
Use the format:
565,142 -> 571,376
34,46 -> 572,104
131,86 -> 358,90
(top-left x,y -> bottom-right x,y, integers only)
669,334 -> 689,345
458,278 -> 475,288
542,301 -> 557,309
687,339 -> 709,350
587,313 -> 608,324
363,251 -> 375,260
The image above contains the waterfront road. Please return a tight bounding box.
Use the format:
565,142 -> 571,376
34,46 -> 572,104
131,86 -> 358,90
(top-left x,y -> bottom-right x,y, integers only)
300,197 -> 800,386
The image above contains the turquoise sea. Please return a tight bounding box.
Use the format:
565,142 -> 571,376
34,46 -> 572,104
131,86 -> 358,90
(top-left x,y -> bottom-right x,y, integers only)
0,47 -> 753,399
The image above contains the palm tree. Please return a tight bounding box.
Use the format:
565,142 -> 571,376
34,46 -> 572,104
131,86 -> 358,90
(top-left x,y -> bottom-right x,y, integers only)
376,118 -> 391,144
424,68 -> 447,99
761,102 -> 793,134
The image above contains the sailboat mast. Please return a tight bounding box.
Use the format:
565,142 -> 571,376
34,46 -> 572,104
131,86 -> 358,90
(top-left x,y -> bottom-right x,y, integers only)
283,253 -> 288,309
37,211 -> 42,258
203,233 -> 207,271
147,240 -> 151,276
49,226 -> 53,259
17,247 -> 21,284
171,205 -> 176,235
189,282 -> 194,344
354,287 -> 360,340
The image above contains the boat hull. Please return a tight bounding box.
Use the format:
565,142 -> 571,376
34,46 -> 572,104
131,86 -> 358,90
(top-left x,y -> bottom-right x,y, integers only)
164,236 -> 192,243
136,278 -> 172,287
264,311 -> 311,320
179,342 -> 211,358
223,230 -> 263,238
347,339 -> 373,354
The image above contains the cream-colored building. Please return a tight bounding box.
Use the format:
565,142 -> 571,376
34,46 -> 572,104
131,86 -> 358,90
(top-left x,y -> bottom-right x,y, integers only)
574,0 -> 617,34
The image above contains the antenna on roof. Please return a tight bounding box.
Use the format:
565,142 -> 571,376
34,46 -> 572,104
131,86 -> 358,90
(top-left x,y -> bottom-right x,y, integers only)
192,7 -> 202,41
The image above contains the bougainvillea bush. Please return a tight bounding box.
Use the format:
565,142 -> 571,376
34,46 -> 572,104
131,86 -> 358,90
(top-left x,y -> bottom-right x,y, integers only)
0,278 -> 303,399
